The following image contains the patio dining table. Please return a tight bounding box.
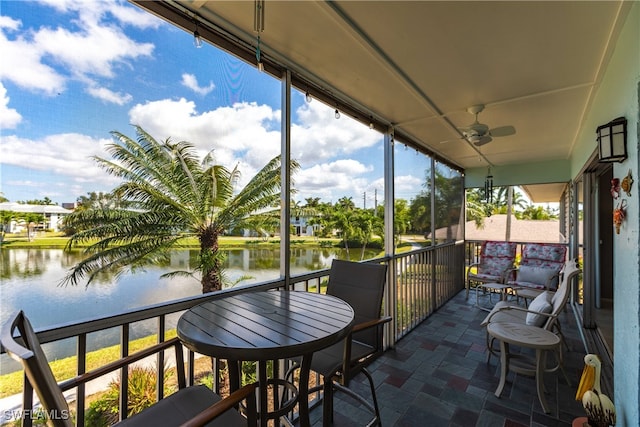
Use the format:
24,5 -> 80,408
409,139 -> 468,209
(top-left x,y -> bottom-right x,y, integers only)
177,290 -> 355,427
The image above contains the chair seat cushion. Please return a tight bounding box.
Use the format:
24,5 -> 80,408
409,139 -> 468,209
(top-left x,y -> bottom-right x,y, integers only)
525,291 -> 553,327
468,272 -> 502,282
310,340 -> 375,379
481,301 -> 527,326
115,385 -> 246,427
509,280 -> 547,290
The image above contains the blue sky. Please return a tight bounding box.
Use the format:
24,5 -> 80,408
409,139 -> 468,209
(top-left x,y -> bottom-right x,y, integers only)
0,0 -> 427,207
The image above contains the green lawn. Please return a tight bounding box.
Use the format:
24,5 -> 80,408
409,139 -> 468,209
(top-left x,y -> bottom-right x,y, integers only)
0,330 -> 178,398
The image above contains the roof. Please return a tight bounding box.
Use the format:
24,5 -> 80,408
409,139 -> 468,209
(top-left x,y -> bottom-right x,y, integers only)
464,214 -> 564,243
0,202 -> 73,215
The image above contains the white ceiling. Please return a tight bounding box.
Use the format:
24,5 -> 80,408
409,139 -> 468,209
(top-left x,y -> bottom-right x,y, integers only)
134,1 -> 630,201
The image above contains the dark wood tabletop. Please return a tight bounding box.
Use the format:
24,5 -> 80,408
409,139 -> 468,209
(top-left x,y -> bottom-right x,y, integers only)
178,290 -> 355,360
177,290 -> 355,427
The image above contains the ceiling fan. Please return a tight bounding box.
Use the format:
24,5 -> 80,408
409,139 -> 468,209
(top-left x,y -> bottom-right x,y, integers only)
457,104 -> 516,146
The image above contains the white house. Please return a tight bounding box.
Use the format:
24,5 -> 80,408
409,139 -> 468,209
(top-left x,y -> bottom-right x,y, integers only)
0,202 -> 73,232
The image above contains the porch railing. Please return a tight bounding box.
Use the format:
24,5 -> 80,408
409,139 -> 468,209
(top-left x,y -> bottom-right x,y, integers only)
1,241 -> 464,427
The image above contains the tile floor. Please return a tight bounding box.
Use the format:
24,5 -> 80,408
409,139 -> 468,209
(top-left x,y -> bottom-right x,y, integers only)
307,289 -> 589,427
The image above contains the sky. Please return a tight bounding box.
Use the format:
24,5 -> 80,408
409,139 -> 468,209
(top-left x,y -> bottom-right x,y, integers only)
0,0 -> 431,208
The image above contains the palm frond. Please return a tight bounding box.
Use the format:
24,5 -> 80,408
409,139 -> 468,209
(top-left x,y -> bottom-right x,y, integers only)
219,156 -> 296,226
160,270 -> 199,282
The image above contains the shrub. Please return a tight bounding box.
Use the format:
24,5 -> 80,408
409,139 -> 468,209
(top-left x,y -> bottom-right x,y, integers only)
85,364 -> 174,427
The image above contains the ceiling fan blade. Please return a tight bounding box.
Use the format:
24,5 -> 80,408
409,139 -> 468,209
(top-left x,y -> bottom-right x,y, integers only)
489,125 -> 516,137
473,135 -> 493,146
439,136 -> 465,144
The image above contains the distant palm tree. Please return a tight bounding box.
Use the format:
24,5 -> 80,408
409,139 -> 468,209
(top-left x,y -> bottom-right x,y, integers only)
64,126 -> 297,293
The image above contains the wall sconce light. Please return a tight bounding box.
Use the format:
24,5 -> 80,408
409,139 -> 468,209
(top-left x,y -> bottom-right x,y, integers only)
597,117 -> 627,163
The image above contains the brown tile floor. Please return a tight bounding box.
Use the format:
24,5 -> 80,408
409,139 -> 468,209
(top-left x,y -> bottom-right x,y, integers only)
307,289 -> 589,427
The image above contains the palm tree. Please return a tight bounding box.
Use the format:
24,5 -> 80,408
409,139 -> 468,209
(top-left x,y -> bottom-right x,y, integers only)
329,198 -> 357,256
63,126 -> 298,293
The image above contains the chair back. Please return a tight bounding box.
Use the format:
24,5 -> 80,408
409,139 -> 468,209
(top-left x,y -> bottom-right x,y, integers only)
479,241 -> 517,279
327,259 -> 388,348
519,243 -> 567,289
1,311 -> 73,427
543,258 -> 581,330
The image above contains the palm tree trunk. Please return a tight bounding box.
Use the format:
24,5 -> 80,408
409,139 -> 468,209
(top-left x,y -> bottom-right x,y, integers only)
200,226 -> 223,294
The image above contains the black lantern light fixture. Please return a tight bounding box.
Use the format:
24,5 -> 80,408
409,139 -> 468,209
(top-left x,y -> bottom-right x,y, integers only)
597,117 -> 627,163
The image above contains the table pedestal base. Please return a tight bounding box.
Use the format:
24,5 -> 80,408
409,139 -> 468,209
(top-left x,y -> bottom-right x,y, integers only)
229,356 -> 312,427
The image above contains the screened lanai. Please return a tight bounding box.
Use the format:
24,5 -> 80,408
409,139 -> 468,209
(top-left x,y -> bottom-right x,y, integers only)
1,1 -> 638,426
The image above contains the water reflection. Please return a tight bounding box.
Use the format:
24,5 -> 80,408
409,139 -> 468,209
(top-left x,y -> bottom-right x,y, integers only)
0,246 -> 377,373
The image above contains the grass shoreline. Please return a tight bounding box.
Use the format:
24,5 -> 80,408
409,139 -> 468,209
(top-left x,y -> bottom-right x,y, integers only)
0,233 -> 345,249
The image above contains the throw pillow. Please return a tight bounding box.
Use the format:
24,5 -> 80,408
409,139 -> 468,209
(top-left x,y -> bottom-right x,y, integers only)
518,266 -> 557,286
525,291 -> 552,326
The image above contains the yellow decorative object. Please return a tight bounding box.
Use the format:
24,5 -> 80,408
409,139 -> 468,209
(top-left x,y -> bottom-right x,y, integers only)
620,169 -> 633,197
576,354 -> 616,427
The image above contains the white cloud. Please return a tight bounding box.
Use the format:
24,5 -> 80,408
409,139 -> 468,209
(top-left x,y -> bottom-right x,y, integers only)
34,22 -> 154,80
0,15 -> 21,31
4,179 -> 43,188
105,3 -> 163,29
181,73 -> 215,96
37,0 -> 161,30
291,102 -> 380,164
125,97 -> 385,202
0,21 -> 66,95
0,83 -> 22,129
0,1 -> 154,97
295,159 -> 372,202
86,85 -> 132,105
394,174 -> 424,201
1,133 -> 118,185
127,98 -> 281,183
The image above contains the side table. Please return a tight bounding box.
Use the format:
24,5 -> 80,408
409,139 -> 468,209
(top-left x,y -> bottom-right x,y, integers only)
486,322 -> 562,413
475,282 -> 515,311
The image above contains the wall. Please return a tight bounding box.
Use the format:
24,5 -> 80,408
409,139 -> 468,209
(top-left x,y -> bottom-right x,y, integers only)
465,159 -> 571,189
571,3 -> 639,424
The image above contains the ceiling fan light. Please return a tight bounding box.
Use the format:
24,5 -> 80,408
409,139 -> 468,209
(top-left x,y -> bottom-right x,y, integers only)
468,134 -> 481,144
